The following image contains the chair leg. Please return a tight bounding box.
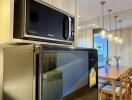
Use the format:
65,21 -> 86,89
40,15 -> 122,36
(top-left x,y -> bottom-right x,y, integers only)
129,87 -> 131,95
106,94 -> 110,100
107,94 -> 111,100
128,89 -> 131,99
124,93 -> 127,100
98,90 -> 101,100
120,95 -> 122,100
100,91 -> 102,100
104,93 -> 110,100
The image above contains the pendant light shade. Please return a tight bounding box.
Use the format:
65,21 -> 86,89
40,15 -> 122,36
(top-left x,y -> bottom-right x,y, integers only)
108,9 -> 113,41
100,29 -> 107,38
100,1 -> 107,38
114,36 -> 119,43
108,34 -> 113,41
118,20 -> 123,44
114,16 -> 119,43
118,38 -> 123,44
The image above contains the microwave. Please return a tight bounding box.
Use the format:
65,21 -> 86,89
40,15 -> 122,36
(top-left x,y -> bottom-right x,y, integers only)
13,0 -> 75,45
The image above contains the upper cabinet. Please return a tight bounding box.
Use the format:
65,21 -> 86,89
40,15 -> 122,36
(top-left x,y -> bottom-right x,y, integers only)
43,0 -> 76,16
52,0 -> 64,10
63,0 -> 76,16
41,0 -> 53,5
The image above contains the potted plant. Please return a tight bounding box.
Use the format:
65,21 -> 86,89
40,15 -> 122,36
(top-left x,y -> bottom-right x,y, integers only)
113,56 -> 121,69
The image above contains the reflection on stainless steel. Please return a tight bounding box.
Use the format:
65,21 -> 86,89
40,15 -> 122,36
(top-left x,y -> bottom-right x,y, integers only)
0,48 -> 4,100
0,44 -> 35,100
42,70 -> 63,100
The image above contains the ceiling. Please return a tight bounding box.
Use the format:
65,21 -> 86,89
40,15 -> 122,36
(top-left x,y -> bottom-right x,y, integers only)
78,0 -> 132,22
79,9 -> 132,30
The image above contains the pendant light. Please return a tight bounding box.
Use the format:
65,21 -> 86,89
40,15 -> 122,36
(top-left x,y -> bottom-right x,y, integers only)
107,9 -> 113,41
100,0 -> 107,38
118,20 -> 123,44
114,16 -> 119,43
114,16 -> 119,57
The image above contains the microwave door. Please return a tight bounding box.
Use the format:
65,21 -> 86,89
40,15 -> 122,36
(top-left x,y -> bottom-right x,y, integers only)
28,0 -> 47,37
46,8 -> 64,40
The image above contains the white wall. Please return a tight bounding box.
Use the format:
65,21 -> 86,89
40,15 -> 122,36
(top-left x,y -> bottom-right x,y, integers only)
78,26 -> 132,67
109,27 -> 132,67
77,29 -> 93,48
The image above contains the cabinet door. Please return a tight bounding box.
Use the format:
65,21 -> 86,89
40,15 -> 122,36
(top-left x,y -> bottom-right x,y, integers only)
41,0 -> 52,5
53,0 -> 76,16
53,0 -> 64,10
3,45 -> 34,100
64,0 -> 76,16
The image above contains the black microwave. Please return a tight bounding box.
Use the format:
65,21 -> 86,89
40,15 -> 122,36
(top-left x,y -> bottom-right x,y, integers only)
13,0 -> 75,45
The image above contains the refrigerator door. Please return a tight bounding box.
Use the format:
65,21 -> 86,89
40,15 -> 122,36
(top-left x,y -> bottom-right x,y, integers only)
39,45 -> 98,100
88,50 -> 98,88
88,50 -> 98,100
42,70 -> 63,100
2,44 -> 35,100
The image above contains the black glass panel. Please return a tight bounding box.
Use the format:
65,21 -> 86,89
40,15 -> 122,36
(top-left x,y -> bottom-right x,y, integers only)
28,1 -> 65,40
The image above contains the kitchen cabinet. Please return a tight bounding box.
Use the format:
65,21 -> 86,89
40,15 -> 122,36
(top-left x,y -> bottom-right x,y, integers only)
41,0 -> 52,5
51,0 -> 76,16
0,44 -> 35,100
52,0 -> 64,10
64,0 -> 76,16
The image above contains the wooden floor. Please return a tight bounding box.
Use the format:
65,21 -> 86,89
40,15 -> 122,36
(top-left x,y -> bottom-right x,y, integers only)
78,94 -> 132,100
66,93 -> 132,100
63,86 -> 98,100
63,86 -> 132,100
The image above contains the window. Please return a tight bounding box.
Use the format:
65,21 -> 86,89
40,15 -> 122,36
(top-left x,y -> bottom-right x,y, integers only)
93,33 -> 108,67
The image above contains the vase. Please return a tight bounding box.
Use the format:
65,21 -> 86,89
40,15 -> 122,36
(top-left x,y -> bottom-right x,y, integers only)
116,60 -> 119,70
104,62 -> 109,73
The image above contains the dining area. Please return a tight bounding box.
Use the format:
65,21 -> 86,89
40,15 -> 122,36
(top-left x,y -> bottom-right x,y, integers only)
98,66 -> 132,100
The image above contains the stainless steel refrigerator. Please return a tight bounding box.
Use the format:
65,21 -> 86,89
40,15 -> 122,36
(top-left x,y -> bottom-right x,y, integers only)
0,44 -> 98,100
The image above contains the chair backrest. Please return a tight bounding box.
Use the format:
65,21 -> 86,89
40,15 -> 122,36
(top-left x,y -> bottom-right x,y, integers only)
128,68 -> 132,76
127,68 -> 132,83
119,73 -> 129,97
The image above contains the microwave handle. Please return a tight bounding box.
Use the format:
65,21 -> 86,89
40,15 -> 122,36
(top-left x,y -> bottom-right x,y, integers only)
63,16 -> 72,40
67,16 -> 72,40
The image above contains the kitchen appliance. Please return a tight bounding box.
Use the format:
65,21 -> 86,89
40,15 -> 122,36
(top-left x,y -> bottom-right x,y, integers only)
0,44 -> 98,100
13,0 -> 75,45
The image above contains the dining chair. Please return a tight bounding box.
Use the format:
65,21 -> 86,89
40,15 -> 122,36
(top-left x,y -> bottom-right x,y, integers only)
98,79 -> 111,100
127,68 -> 132,94
109,81 -> 120,87
100,73 -> 130,100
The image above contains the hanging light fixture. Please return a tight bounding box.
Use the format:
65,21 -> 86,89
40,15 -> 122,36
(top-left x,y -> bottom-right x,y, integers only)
107,9 -> 113,41
118,20 -> 123,44
100,0 -> 107,38
114,16 -> 119,43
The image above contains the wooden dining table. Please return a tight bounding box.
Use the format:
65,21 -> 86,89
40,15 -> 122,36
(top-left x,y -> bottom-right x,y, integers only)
98,66 -> 131,100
